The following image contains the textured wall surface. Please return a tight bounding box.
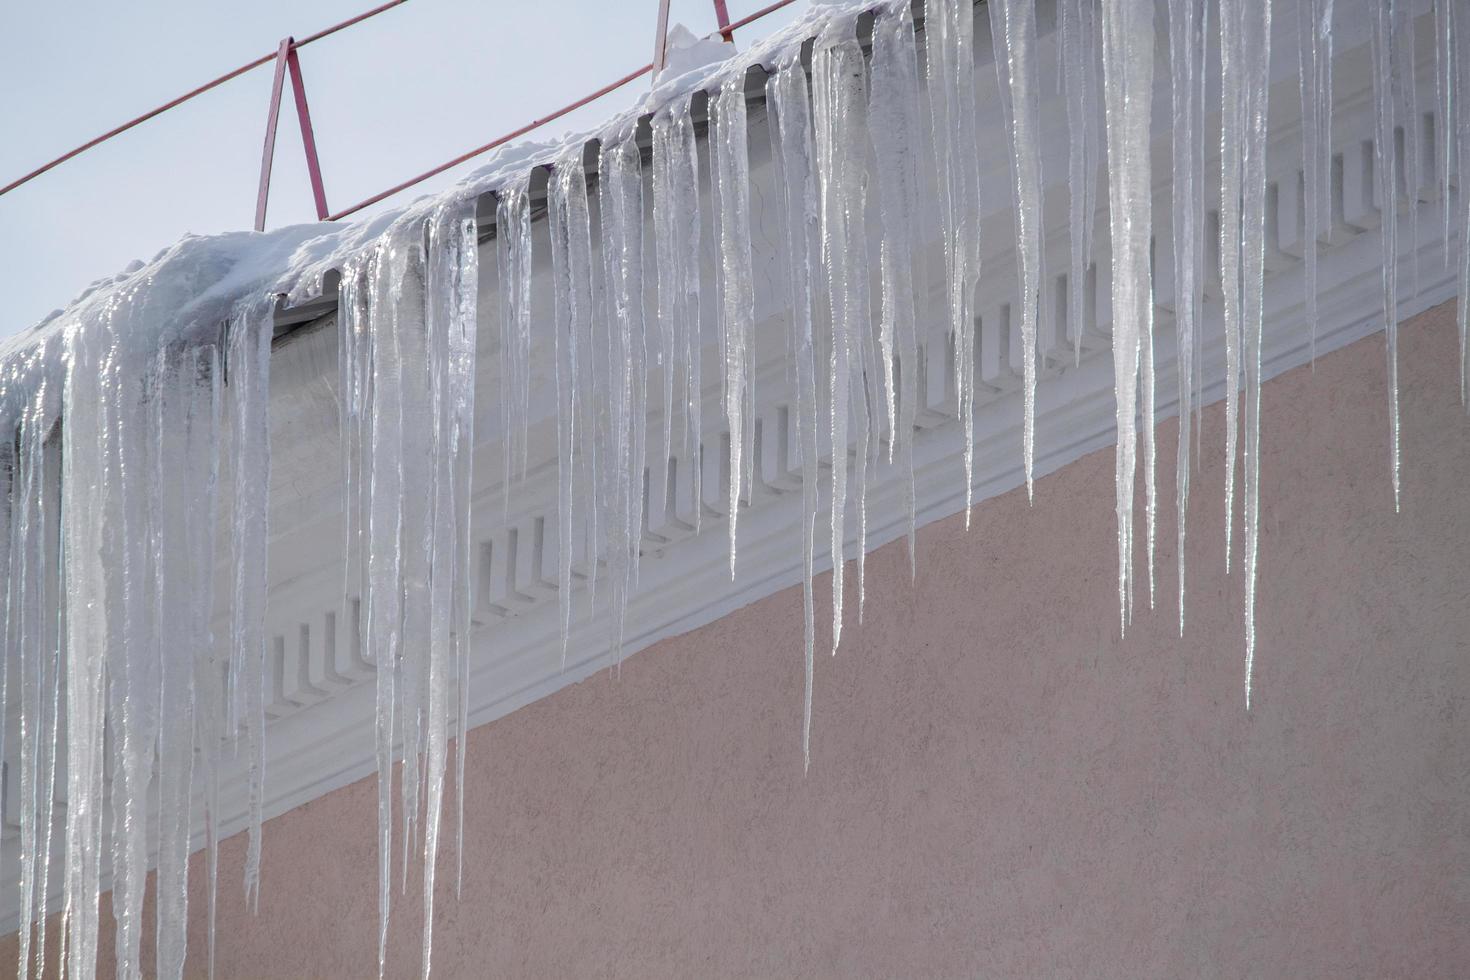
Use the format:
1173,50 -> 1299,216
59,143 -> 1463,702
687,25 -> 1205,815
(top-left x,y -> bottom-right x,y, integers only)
7,301 -> 1469,978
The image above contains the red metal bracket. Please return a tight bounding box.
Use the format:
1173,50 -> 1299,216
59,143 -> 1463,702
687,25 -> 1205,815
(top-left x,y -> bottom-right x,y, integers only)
713,0 -> 734,42
653,0 -> 674,75
255,37 -> 330,232
287,48 -> 329,221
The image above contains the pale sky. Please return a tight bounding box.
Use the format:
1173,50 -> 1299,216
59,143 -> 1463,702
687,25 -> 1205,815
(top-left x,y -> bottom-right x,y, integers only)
0,0 -> 811,338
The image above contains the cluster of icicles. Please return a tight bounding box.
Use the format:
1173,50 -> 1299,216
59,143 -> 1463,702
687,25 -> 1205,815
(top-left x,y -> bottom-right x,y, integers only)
1,0 -> 1467,977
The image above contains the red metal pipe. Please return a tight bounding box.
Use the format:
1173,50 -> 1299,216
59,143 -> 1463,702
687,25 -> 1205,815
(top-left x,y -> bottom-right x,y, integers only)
0,0 -> 408,200
0,52 -> 275,199
328,62 -> 655,221
723,0 -> 800,36
294,0 -> 408,47
3,0 -> 800,224
330,0 -> 802,221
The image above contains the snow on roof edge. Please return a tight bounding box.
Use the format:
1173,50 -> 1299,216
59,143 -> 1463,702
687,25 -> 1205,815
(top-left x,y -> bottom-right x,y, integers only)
0,0 -> 888,383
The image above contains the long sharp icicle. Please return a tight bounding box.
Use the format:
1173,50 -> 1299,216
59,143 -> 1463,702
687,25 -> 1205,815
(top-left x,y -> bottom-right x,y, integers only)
1062,0 -> 1101,369
1237,0 -> 1274,708
712,76 -> 755,580
1099,0 -> 1155,634
990,0 -> 1044,500
771,51 -> 822,769
1169,0 -> 1206,633
869,1 -> 923,572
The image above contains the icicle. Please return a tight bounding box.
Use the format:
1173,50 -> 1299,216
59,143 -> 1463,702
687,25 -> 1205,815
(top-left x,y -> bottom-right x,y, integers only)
61,296 -> 136,980
191,357 -> 228,980
337,254 -> 369,945
154,343 -> 223,980
990,0 -> 1043,501
1434,0 -> 1458,270
1168,0 -> 1206,633
229,299 -> 274,914
4,388 -> 22,980
814,23 -> 872,652
1239,0 -> 1273,709
848,51 -> 876,626
1220,0 -> 1247,572
53,279 -> 224,980
392,241 -> 431,895
1320,0 -> 1335,302
355,238 -> 406,980
421,289 -> 454,978
1299,0 -> 1334,363
1061,0 -> 1101,368
336,254 -> 378,979
497,176 -> 533,510
652,99 -> 704,533
448,207 -> 479,906
33,409 -> 62,980
549,159 -> 595,661
1219,0 -> 1274,704
652,120 -> 680,481
1099,0 -> 1154,634
35,625 -> 61,980
924,0 -> 982,526
589,173 -> 612,622
331,203 -> 481,980
421,197 -> 479,978
395,239 -> 432,896
1192,0 -> 1211,487
712,74 -> 754,579
869,0 -> 922,571
598,133 -> 648,665
13,348 -> 61,980
0,421 -> 10,968
1394,1 -> 1421,304
198,624 -> 225,980
0,423 -> 9,833
1141,268 -> 1157,615
1371,2 -> 1403,516
105,326 -> 161,980
0,409 -> 12,974
629,148 -> 649,598
770,52 -> 821,769
1435,0 -> 1455,261
1458,0 -> 1470,407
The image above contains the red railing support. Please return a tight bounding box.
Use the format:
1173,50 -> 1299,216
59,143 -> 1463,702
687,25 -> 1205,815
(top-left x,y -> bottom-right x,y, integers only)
653,0 -> 674,75
256,38 -> 331,231
327,61 -> 654,220
255,40 -> 293,232
330,0 -> 799,219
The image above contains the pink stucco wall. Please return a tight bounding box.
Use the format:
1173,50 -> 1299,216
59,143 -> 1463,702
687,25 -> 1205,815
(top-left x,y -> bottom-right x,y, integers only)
8,300 -> 1469,977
